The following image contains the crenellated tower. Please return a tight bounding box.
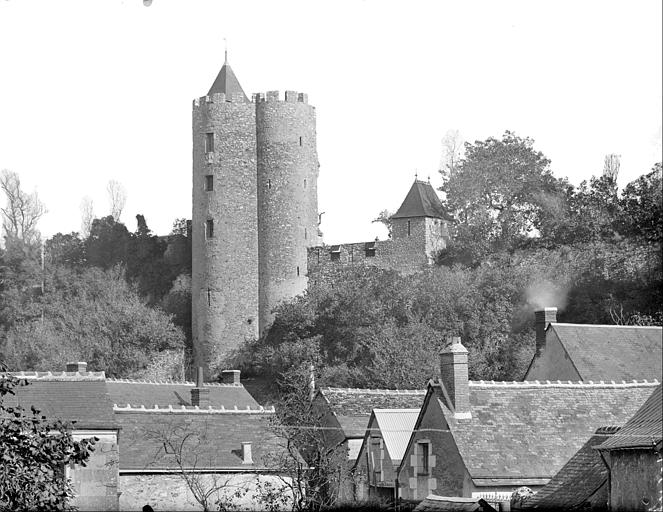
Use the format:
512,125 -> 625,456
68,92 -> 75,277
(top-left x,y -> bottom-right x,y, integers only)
192,57 -> 318,377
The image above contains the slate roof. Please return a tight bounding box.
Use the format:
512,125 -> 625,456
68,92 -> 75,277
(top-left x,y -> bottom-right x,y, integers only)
550,323 -> 662,381
207,59 -> 248,101
392,180 -> 453,220
318,387 -> 426,439
520,426 -> 619,510
407,380 -> 658,484
106,378 -> 260,409
4,371 -> 118,430
595,384 -> 662,450
413,495 -> 497,512
115,408 -> 285,472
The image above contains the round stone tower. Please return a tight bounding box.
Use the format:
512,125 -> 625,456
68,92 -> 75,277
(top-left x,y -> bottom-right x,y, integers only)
256,90 -> 319,332
191,60 -> 259,376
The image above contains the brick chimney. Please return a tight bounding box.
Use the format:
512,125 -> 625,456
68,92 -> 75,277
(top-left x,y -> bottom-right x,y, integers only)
439,337 -> 470,417
191,367 -> 210,407
221,370 -> 240,385
535,307 -> 557,355
241,442 -> 253,464
66,362 -> 87,373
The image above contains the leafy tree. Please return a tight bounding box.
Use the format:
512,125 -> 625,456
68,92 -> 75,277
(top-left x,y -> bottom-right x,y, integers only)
84,216 -> 130,270
440,131 -> 564,263
0,265 -> 184,377
45,233 -> 85,268
0,370 -> 97,511
619,163 -> 662,243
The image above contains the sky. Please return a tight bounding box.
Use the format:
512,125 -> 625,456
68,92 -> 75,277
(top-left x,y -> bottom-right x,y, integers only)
0,0 -> 661,244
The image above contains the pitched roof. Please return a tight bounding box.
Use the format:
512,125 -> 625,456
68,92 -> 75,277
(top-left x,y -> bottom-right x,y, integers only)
392,180 -> 452,220
413,495 -> 497,512
373,409 -> 420,463
207,60 -> 248,101
520,426 -> 619,510
106,379 -> 260,409
595,384 -> 662,451
409,380 -> 658,483
318,387 -> 426,439
550,323 -> 662,381
115,407 -> 285,472
4,372 -> 118,430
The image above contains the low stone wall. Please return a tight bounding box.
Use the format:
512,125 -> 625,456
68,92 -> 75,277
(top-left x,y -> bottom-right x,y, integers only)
119,473 -> 291,511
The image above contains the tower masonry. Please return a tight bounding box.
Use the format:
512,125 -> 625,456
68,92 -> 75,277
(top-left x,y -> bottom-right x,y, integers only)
192,59 -> 318,377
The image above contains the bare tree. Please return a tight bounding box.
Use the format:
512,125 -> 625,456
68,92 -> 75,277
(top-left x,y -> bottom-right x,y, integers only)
106,180 -> 126,222
439,129 -> 464,184
143,418 -> 246,511
0,169 -> 46,245
603,153 -> 621,182
80,196 -> 95,238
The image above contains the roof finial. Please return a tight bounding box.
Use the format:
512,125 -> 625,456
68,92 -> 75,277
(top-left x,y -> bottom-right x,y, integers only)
414,170 -> 418,181
427,175 -> 431,183
224,37 -> 228,64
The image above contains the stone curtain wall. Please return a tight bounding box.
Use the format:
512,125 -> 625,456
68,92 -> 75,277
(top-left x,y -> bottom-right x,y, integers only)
256,91 -> 319,333
192,93 -> 259,375
119,473 -> 292,511
70,432 -> 119,511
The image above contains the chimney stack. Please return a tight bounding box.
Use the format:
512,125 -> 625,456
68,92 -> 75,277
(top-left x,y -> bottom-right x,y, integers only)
66,362 -> 87,373
191,367 -> 210,407
535,307 -> 557,355
221,370 -> 241,385
241,442 -> 253,464
439,337 -> 470,417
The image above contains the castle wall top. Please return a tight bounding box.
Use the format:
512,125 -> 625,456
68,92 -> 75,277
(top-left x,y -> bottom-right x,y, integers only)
193,90 -> 309,108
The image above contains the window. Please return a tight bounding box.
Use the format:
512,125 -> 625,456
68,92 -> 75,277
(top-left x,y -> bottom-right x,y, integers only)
207,288 -> 211,307
205,133 -> 214,153
330,245 -> 341,262
407,220 -> 411,236
304,228 -> 307,240
296,266 -> 300,277
304,178 -> 307,188
206,219 -> 214,239
316,248 -> 320,264
417,442 -> 430,475
370,438 -> 382,479
365,242 -> 376,258
299,136 -> 303,146
205,175 -> 213,191
267,179 -> 271,189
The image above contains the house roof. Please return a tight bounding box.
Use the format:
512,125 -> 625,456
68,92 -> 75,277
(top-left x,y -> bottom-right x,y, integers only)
595,384 -> 662,451
372,409 -> 420,463
413,495 -> 497,512
405,380 -> 658,484
550,323 -> 662,381
520,426 -> 619,510
207,59 -> 248,101
391,180 -> 453,220
106,378 -> 260,409
317,387 -> 426,439
115,406 -> 285,472
4,371 -> 118,430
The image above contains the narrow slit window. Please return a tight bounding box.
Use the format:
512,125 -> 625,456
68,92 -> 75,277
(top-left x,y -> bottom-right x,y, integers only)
299,136 -> 303,146
304,228 -> 307,240
207,288 -> 211,307
205,133 -> 214,153
296,266 -> 300,277
205,175 -> 213,191
304,178 -> 307,188
206,219 -> 214,239
267,179 -> 271,189
316,248 -> 320,264
407,220 -> 411,236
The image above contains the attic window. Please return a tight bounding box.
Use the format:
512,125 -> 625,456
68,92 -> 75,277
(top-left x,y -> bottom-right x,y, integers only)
205,175 -> 213,191
364,242 -> 376,258
205,133 -> 214,153
330,245 -> 341,262
416,442 -> 430,476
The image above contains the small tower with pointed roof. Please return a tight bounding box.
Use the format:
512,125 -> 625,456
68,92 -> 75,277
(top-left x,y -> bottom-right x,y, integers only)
391,179 -> 453,263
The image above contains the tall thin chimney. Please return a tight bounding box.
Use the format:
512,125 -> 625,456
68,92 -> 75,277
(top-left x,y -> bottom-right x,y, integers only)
535,307 -> 557,355
191,366 -> 210,407
439,337 -> 470,417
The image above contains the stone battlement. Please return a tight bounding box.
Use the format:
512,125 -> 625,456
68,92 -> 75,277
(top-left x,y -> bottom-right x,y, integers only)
7,371 -> 106,381
193,90 -> 309,108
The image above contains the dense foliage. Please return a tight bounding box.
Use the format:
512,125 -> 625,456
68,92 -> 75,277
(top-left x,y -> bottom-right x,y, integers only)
0,371 -> 96,511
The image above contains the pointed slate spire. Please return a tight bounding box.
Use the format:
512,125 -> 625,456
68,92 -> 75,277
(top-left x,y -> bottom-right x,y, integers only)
392,179 -> 453,220
207,51 -> 248,101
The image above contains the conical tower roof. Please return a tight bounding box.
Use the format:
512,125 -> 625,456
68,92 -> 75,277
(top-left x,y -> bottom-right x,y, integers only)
207,53 -> 248,101
392,180 -> 453,220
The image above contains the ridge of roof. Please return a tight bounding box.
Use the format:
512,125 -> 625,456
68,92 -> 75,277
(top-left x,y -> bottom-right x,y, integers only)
8,371 -> 106,381
320,387 -> 425,394
552,323 -> 662,330
113,404 -> 275,414
107,378 -> 243,387
391,180 -> 452,220
464,379 -> 659,388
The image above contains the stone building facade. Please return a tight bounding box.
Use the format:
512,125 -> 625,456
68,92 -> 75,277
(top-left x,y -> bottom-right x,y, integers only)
192,56 -> 319,375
